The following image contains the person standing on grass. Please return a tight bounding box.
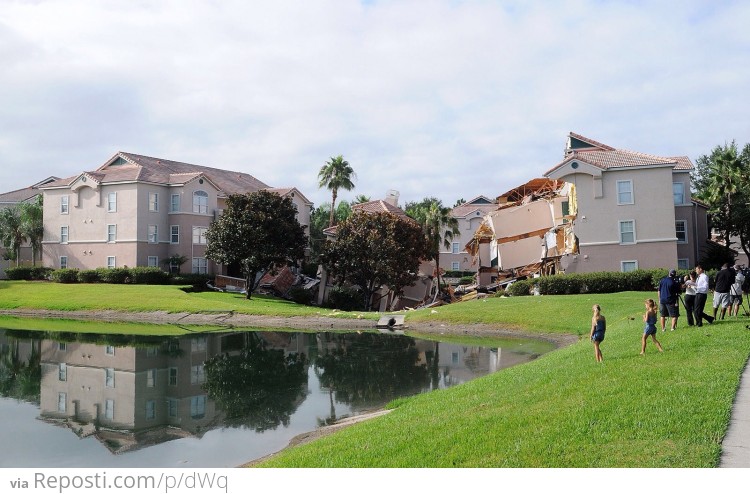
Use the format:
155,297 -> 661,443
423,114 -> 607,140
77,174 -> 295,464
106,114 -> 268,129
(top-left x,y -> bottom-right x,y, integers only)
641,299 -> 664,355
657,269 -> 681,331
693,265 -> 714,327
713,263 -> 735,320
590,304 -> 605,362
730,265 -> 745,317
683,271 -> 697,326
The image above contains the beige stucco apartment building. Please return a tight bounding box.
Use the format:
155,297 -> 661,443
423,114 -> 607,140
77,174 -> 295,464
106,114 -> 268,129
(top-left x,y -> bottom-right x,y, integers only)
442,196 -> 499,274
545,132 -> 708,273
39,153 -> 311,275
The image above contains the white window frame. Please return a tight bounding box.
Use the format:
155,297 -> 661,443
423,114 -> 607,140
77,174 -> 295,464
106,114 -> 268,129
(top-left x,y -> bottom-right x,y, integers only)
190,364 -> 205,385
105,345 -> 115,356
192,226 -> 207,245
107,192 -> 117,213
105,368 -> 115,388
60,195 -> 69,214
452,242 -> 460,254
619,220 -> 636,245
58,342 -> 67,351
170,225 -> 180,244
107,256 -> 116,269
148,256 -> 158,267
193,190 -> 209,214
621,260 -> 639,272
192,257 -> 207,274
58,392 -> 67,413
58,363 -> 67,381
171,193 -> 180,212
616,180 -> 634,205
60,226 -> 69,244
148,225 -> 158,244
678,258 -> 690,270
191,336 -> 207,353
149,192 -> 159,212
451,261 -> 460,271
167,398 -> 178,418
146,400 -> 156,420
190,395 -> 206,419
107,224 -> 116,243
168,367 -> 178,386
105,399 -> 114,420
673,182 -> 685,206
60,256 -> 68,269
146,368 -> 156,388
675,220 -> 688,244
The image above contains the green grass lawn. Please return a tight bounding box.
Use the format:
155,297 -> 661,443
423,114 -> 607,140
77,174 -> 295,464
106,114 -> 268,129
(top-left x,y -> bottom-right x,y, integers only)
3,280 -> 749,467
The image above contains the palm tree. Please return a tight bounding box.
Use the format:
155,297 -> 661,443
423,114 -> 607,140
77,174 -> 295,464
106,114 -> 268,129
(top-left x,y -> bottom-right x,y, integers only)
704,144 -> 745,256
352,194 -> 371,205
0,206 -> 27,266
19,196 -> 44,265
318,155 -> 356,228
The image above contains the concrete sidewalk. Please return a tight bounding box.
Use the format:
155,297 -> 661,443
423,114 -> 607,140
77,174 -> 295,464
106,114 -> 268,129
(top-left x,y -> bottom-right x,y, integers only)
719,356 -> 750,467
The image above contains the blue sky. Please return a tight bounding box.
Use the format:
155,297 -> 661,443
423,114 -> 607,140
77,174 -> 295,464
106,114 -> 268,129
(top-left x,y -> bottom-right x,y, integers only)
1,0 -> 748,208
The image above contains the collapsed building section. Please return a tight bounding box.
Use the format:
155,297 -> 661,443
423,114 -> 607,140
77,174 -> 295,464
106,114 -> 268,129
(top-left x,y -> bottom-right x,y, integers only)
466,178 -> 579,286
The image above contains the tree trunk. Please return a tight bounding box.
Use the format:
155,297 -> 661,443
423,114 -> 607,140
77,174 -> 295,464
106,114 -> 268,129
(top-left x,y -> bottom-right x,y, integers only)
244,270 -> 256,300
329,190 -> 338,228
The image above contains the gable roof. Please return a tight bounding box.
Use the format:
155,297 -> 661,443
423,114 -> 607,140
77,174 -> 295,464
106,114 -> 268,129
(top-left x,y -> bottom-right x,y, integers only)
0,177 -> 59,205
451,196 -> 498,218
323,199 -> 414,237
41,152 -> 270,196
545,132 -> 693,176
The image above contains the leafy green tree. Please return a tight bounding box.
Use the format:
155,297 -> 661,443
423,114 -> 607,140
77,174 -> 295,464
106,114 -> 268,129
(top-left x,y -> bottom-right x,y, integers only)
205,190 -> 307,299
318,155 -> 356,228
0,206 -> 26,266
162,254 -> 188,274
309,201 -> 352,262
320,211 -> 429,310
405,198 -> 460,295
693,141 -> 750,259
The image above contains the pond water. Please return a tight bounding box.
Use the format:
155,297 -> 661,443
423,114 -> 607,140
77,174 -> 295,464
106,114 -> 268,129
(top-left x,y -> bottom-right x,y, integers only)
0,326 -> 554,468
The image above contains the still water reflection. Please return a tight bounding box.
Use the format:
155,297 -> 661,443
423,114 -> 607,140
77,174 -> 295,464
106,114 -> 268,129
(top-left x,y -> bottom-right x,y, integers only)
0,327 -> 553,467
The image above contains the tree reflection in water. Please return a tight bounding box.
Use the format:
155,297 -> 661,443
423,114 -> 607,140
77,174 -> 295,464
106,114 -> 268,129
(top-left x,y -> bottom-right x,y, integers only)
0,334 -> 41,403
202,333 -> 308,431
315,333 -> 429,408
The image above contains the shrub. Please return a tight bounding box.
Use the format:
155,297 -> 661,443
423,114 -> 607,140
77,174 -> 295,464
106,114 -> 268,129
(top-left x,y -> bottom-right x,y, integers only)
4,266 -> 53,280
129,267 -> 170,285
96,267 -> 130,284
327,285 -> 362,311
51,268 -> 80,283
505,279 -> 533,296
504,268 -> 689,296
458,275 -> 475,285
170,273 -> 212,288
77,269 -> 100,283
287,286 -> 313,305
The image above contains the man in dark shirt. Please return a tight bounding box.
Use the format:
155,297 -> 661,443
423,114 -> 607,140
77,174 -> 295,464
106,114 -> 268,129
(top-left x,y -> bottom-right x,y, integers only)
713,263 -> 736,320
657,269 -> 682,331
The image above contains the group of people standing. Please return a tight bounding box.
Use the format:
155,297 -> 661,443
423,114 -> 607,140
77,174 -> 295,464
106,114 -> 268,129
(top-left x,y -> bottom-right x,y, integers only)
589,263 -> 747,362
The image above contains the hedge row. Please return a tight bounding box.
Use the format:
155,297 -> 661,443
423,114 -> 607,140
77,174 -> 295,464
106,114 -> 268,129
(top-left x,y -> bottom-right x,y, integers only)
7,266 -> 212,287
504,268 -> 700,297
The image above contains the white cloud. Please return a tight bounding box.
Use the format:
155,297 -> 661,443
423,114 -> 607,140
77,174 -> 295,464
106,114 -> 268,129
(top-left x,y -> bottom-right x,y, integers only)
1,0 -> 749,208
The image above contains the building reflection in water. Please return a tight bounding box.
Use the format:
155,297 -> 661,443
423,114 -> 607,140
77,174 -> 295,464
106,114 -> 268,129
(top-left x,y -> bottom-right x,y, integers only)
0,328 -> 551,459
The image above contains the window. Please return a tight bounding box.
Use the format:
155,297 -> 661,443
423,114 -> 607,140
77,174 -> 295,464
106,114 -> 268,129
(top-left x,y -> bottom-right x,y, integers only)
58,342 -> 67,351
148,256 -> 158,267
171,194 -> 180,212
192,257 -> 207,274
107,224 -> 116,243
105,399 -> 114,420
451,262 -> 460,271
190,395 -> 206,419
170,225 -> 179,244
58,392 -> 67,413
58,363 -> 67,381
60,256 -> 68,269
675,220 -> 687,244
146,347 -> 158,357
167,398 -> 178,418
192,226 -> 207,245
621,261 -> 638,272
193,191 -> 208,214
619,220 -> 635,244
452,242 -> 460,254
105,368 -> 115,388
60,195 -> 69,214
191,336 -> 207,353
168,367 -> 178,386
616,180 -> 633,205
148,225 -> 158,244
105,345 -> 115,356
673,182 -> 685,205
146,400 -> 156,420
451,352 -> 459,365
107,256 -> 116,269
678,258 -> 690,270
149,192 -> 159,212
107,192 -> 117,212
60,226 -> 69,244
191,364 -> 205,385
146,368 -> 156,388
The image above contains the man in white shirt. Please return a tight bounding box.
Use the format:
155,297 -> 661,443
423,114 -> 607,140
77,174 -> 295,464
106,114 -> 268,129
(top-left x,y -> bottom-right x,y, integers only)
730,265 -> 745,317
694,265 -> 715,327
